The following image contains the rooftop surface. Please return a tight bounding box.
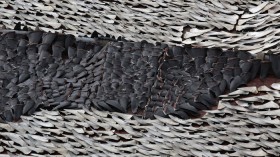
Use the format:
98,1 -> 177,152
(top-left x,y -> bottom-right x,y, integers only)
0,83 -> 280,156
0,1 -> 280,53
0,0 -> 280,156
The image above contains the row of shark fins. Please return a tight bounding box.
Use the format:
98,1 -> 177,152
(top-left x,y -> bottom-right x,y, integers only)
143,46 -> 274,119
0,27 -> 279,122
11,22 -> 123,41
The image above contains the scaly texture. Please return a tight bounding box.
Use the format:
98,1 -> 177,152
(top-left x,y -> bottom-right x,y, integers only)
0,31 -> 108,122
3,30 -> 280,122
3,30 -> 270,122
1,1 -> 280,53
0,83 -> 280,156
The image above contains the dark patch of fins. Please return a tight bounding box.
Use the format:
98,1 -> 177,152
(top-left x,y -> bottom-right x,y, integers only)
0,28 -> 278,122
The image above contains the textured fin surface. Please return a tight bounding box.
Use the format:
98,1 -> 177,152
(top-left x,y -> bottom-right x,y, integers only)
0,83 -> 280,156
0,1 -> 280,53
0,31 -> 279,122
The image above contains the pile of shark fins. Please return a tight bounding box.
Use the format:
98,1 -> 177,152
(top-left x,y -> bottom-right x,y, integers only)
0,29 -> 279,122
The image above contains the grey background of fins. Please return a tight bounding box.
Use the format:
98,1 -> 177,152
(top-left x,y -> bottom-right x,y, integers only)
0,82 -> 280,157
1,1 -> 280,54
